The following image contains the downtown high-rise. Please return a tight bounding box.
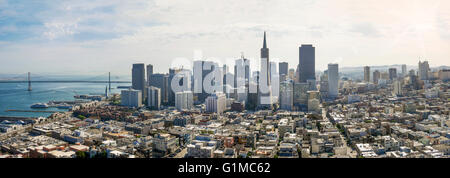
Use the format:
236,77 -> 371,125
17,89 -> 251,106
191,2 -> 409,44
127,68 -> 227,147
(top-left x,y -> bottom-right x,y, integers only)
327,63 -> 339,98
299,44 -> 315,83
258,31 -> 272,107
132,63 -> 146,103
364,66 -> 370,83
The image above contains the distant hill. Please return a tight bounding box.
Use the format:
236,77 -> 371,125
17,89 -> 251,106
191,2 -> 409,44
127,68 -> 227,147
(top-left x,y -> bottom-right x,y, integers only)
339,65 -> 449,73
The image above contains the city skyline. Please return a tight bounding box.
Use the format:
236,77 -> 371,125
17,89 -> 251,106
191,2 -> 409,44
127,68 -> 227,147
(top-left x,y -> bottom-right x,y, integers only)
0,0 -> 449,75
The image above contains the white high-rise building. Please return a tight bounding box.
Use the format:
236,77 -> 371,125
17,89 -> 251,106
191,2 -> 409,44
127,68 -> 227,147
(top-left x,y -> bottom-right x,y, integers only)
147,86 -> 161,110
280,80 -> 293,111
205,92 -> 226,114
175,91 -> 193,111
327,63 -> 339,98
392,80 -> 403,96
418,61 -> 430,80
258,32 -> 273,108
121,89 -> 142,108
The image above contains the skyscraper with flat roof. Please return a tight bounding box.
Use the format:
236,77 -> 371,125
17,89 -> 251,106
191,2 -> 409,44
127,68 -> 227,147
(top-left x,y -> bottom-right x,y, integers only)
147,86 -> 161,110
147,64 -> 153,86
299,44 -> 315,83
279,62 -> 288,82
149,73 -> 168,105
364,66 -> 370,83
280,80 -> 293,111
373,70 -> 381,84
389,68 -> 397,81
327,63 -> 339,98
132,63 -> 146,103
235,56 -> 250,103
418,61 -> 429,80
193,60 -> 217,103
402,64 -> 407,77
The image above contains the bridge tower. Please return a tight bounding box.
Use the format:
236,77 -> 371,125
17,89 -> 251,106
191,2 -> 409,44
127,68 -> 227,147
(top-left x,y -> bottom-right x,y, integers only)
27,72 -> 32,91
109,72 -> 111,92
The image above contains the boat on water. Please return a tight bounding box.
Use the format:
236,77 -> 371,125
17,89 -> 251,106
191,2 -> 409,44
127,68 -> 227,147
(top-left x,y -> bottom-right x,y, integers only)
117,86 -> 131,89
56,104 -> 72,109
30,103 -> 49,109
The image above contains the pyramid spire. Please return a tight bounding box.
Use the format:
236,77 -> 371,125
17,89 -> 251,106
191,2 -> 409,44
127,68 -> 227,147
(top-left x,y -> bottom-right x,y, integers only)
263,31 -> 267,48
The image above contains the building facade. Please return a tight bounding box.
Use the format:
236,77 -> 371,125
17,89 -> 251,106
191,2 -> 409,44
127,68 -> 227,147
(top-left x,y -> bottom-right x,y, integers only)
299,44 -> 315,83
121,89 -> 142,108
132,63 -> 146,103
205,92 -> 227,114
147,86 -> 161,110
328,63 -> 339,98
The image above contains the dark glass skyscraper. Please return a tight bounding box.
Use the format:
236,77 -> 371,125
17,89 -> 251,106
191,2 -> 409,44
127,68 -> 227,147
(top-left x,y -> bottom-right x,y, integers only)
389,68 -> 397,81
193,60 -> 216,103
149,73 -> 169,105
132,63 -> 146,103
279,62 -> 288,76
147,64 -> 153,86
299,44 -> 315,83
279,62 -> 288,82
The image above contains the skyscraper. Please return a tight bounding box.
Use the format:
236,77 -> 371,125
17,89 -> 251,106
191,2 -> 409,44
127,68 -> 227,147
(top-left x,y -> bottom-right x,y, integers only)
288,68 -> 295,80
261,31 -> 270,84
149,73 -> 168,105
280,80 -> 293,111
327,63 -> 339,98
132,63 -> 146,103
279,62 -> 288,76
147,64 -> 153,86
418,61 -> 430,80
364,66 -> 370,83
234,56 -> 250,103
299,44 -> 315,83
147,86 -> 161,110
259,31 -> 272,107
246,81 -> 258,111
392,80 -> 403,96
402,64 -> 407,77
293,82 -> 309,111
193,60 -> 217,103
167,68 -> 182,106
389,68 -> 397,81
373,70 -> 381,84
279,62 -> 288,82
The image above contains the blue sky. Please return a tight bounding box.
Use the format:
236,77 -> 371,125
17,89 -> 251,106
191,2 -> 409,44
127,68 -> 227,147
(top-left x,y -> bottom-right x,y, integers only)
0,0 -> 449,75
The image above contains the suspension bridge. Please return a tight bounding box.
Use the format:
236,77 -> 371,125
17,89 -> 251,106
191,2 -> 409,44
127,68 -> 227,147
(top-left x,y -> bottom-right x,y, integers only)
0,72 -> 131,90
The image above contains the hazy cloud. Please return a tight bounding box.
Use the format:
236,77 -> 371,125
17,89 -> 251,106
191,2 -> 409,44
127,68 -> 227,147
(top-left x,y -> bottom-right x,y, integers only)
0,0 -> 449,75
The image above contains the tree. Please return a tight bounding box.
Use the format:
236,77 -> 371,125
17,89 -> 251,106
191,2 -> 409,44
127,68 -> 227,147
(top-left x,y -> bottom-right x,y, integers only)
93,151 -> 107,158
77,115 -> 86,120
75,151 -> 86,159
